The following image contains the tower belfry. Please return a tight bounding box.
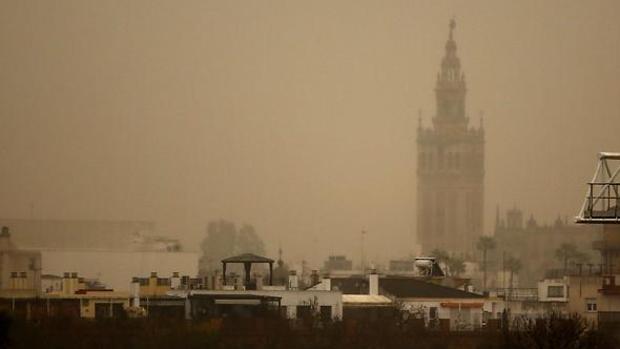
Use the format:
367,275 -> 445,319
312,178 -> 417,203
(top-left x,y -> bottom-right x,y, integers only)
417,20 -> 485,254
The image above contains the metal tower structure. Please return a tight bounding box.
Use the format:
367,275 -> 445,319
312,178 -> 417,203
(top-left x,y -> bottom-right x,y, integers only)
576,152 -> 620,224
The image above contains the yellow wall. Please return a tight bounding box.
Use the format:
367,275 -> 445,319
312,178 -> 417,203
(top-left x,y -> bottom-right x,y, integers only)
78,291 -> 130,319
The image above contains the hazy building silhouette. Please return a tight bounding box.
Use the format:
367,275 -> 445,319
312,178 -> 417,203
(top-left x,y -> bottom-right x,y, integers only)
417,19 -> 484,254
323,255 -> 353,272
494,207 -> 597,287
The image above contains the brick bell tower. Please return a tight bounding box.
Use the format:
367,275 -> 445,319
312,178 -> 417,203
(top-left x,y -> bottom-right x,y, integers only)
416,19 -> 485,255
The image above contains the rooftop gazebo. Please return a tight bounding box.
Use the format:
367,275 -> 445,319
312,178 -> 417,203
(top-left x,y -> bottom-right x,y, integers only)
221,253 -> 275,288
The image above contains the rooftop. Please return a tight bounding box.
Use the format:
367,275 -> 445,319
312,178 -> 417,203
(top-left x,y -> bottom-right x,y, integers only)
221,253 -> 274,263
332,276 -> 483,299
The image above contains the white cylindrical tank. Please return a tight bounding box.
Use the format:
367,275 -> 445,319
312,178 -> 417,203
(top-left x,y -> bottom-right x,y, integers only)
130,282 -> 140,307
288,270 -> 298,290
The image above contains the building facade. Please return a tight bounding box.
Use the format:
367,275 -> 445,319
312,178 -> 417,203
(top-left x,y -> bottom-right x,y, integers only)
417,20 -> 484,254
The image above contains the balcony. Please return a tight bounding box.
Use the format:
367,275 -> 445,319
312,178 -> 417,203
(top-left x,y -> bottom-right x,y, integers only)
600,275 -> 620,295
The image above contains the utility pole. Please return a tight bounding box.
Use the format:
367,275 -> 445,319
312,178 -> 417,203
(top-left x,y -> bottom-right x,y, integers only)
502,251 -> 507,303
361,230 -> 367,272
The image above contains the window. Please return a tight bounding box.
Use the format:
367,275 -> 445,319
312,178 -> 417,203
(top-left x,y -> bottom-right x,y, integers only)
547,286 -> 564,298
296,305 -> 312,319
320,306 -> 332,321
586,298 -> 597,312
280,306 -> 288,319
429,307 -> 438,319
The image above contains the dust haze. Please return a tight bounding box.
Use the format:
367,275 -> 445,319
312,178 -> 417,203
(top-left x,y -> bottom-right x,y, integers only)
1,0 -> 619,266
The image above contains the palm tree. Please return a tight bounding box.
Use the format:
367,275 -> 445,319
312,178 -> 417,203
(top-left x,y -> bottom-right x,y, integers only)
430,248 -> 450,274
555,243 -> 590,274
476,236 -> 496,290
447,256 -> 466,277
504,255 -> 522,297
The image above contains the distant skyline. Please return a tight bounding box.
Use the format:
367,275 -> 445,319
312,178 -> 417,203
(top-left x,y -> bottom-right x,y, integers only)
1,1 -> 619,266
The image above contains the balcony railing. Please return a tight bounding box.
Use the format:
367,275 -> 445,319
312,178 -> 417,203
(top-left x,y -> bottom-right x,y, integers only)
493,288 -> 538,302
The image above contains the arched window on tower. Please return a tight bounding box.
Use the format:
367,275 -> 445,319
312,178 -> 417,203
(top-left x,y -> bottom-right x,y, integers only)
419,152 -> 426,169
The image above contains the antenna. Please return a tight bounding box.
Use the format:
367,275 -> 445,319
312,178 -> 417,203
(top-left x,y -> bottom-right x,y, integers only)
360,230 -> 367,272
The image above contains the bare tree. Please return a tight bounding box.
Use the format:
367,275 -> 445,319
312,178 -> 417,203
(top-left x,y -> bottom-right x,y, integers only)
447,256 -> 466,277
430,248 -> 450,274
198,220 -> 266,276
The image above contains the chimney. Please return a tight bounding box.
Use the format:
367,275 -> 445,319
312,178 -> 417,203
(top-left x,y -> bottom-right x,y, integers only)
209,272 -> 220,290
171,272 -> 180,289
131,281 -> 140,307
234,274 -> 244,290
369,268 -> 379,296
205,275 -> 214,290
150,272 -> 157,288
9,272 -> 17,289
71,272 -> 80,293
288,270 -> 298,290
255,272 -> 263,290
63,272 -> 75,295
321,273 -> 331,291
181,275 -> 190,289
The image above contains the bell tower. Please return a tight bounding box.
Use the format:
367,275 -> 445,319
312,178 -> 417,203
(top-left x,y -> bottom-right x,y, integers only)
417,19 -> 485,254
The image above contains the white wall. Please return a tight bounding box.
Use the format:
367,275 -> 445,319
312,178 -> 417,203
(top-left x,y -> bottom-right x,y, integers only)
185,289 -> 343,320
538,278 -> 568,302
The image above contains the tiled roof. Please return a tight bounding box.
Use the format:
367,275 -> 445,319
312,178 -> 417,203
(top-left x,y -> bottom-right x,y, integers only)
342,294 -> 393,304
332,276 -> 483,299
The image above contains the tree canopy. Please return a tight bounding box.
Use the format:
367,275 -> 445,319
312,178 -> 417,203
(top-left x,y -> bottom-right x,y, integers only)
198,220 -> 266,276
476,236 -> 496,253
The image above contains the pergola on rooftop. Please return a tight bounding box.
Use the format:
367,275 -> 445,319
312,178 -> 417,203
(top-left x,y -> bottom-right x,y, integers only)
221,253 -> 274,287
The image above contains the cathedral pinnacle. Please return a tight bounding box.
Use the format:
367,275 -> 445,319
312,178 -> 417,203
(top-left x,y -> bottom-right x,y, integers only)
439,18 -> 462,85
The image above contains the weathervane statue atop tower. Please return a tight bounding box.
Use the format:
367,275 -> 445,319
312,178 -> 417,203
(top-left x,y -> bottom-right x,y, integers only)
449,17 -> 456,40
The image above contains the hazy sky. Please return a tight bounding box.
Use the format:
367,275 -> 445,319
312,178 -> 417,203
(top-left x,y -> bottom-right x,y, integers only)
1,1 -> 619,266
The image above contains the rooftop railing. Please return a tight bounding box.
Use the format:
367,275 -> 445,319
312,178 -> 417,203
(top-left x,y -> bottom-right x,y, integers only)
577,152 -> 620,224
